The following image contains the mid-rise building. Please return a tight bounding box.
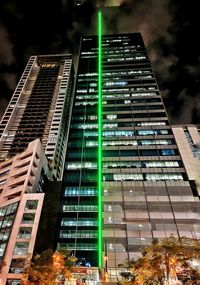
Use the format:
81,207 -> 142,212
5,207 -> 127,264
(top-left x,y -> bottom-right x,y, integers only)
56,32 -> 200,279
0,139 -> 49,285
0,54 -> 74,180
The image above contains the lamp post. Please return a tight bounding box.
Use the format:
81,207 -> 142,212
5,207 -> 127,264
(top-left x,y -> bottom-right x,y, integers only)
104,240 -> 109,281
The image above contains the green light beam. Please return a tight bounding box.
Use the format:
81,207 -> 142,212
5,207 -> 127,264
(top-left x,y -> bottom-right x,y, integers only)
98,10 -> 103,268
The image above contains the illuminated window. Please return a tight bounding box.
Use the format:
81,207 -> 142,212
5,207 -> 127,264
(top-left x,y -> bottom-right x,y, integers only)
77,89 -> 87,93
61,218 -> 98,227
86,141 -> 98,147
112,174 -> 143,181
103,140 -> 137,146
161,149 -> 175,156
64,187 -> 97,196
106,114 -> 117,120
103,130 -> 135,137
67,162 -> 97,169
105,81 -> 127,86
103,123 -> 118,129
146,174 -> 184,181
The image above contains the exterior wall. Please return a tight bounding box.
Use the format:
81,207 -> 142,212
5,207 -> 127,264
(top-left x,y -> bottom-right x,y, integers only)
0,139 -> 48,285
57,34 -> 200,277
0,54 -> 74,180
0,53 -> 75,284
172,125 -> 200,194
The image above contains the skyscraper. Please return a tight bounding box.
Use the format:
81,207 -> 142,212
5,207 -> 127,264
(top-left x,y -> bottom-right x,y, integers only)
56,31 -> 200,279
0,54 -> 74,284
0,54 -> 74,180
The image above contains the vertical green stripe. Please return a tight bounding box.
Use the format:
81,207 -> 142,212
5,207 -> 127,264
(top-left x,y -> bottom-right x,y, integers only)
98,10 -> 102,268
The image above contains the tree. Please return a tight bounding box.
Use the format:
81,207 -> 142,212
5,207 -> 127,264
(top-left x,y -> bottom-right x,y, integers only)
22,249 -> 77,285
128,236 -> 200,285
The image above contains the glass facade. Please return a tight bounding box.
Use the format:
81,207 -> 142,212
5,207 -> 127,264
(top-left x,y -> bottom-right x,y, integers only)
0,203 -> 18,262
57,34 -> 200,268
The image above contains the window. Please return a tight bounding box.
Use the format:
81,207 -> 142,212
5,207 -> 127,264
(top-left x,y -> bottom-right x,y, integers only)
14,242 -> 29,255
146,174 -> 184,181
17,228 -> 32,239
103,173 -> 143,181
64,187 -> 97,197
161,149 -> 175,156
61,218 -> 98,227
66,162 -> 97,170
21,213 -> 35,224
63,205 -> 98,212
106,114 -> 117,120
25,200 -> 38,210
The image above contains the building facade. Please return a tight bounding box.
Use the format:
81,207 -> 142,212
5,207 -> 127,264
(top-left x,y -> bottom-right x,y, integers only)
172,125 -> 200,195
57,33 -> 200,278
0,54 -> 74,284
0,54 -> 74,180
0,139 -> 48,285
1,31 -> 200,284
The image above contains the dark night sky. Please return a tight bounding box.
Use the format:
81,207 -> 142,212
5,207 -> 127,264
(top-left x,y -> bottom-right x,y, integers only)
0,0 -> 200,124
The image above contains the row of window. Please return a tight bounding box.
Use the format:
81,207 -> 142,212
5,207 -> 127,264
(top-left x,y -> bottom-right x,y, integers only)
72,122 -> 166,130
103,149 -> 177,157
75,101 -> 163,109
77,88 -> 157,95
63,205 -> 98,212
79,69 -> 151,77
103,173 -> 184,182
103,139 -> 174,146
64,171 -> 184,183
66,160 -> 181,170
64,187 -> 97,196
60,230 -> 97,238
69,139 -> 174,148
0,202 -> 18,217
60,243 -> 97,250
82,129 -> 170,137
76,92 -> 159,99
66,149 -> 177,160
61,219 -> 98,227
76,96 -> 161,105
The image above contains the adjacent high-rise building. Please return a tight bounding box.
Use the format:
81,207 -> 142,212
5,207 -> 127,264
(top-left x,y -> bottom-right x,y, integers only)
56,32 -> 200,279
172,125 -> 200,195
0,54 -> 74,285
0,54 -> 74,180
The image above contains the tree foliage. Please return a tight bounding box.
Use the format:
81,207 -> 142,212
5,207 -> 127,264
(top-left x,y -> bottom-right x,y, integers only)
124,236 -> 200,285
22,249 -> 76,285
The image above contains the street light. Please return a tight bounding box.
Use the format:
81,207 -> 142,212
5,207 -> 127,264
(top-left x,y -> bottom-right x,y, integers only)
104,241 -> 109,281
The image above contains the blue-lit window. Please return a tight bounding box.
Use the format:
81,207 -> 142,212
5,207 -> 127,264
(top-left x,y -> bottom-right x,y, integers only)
161,149 -> 175,156
138,130 -> 155,135
64,187 -> 97,196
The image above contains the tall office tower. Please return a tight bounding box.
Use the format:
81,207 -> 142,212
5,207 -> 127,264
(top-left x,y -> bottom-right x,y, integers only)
0,54 -> 74,180
57,32 -> 200,278
172,125 -> 200,195
0,54 -> 74,284
0,139 -> 49,285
